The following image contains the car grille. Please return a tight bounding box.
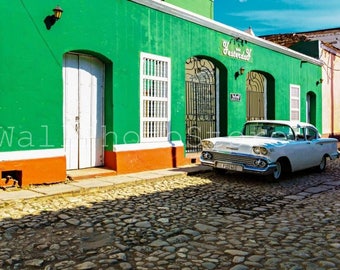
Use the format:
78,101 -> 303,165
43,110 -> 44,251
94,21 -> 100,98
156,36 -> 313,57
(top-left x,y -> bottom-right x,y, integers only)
208,152 -> 257,167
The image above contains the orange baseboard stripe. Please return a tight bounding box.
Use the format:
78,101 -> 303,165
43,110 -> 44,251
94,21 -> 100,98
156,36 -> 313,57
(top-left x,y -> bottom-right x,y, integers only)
0,156 -> 66,187
104,145 -> 193,174
0,146 -> 196,187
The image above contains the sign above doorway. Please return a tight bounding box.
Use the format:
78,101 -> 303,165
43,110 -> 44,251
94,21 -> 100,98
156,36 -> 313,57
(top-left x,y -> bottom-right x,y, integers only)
221,40 -> 253,62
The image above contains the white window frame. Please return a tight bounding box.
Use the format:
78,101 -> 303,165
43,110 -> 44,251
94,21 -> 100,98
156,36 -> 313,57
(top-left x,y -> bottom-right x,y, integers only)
140,52 -> 171,142
290,84 -> 300,121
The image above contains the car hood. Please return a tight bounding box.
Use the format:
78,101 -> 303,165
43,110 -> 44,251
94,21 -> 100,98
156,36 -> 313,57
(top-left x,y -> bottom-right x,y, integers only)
205,136 -> 288,153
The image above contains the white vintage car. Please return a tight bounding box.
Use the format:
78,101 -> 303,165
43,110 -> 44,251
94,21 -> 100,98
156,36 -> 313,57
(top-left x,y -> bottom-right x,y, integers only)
200,120 -> 339,180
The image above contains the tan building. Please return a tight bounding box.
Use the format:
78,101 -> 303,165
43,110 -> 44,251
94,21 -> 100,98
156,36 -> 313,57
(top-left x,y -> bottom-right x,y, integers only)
262,28 -> 340,140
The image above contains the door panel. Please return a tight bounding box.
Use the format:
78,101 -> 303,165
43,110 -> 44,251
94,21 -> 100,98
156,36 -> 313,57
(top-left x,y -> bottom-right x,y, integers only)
78,58 -> 93,168
64,54 -> 104,170
91,59 -> 105,167
64,54 -> 80,170
287,141 -> 315,171
246,72 -> 266,120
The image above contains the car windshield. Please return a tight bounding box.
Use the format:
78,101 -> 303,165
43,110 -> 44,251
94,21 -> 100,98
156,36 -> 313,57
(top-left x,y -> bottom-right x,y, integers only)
243,122 -> 294,140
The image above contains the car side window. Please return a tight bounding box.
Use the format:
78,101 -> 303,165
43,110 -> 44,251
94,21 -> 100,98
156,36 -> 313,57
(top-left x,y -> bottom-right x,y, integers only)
286,128 -> 294,140
271,126 -> 293,140
295,128 -> 305,141
306,127 -> 318,141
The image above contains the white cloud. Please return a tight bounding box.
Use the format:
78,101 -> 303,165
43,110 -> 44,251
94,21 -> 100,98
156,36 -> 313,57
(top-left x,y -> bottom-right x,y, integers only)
229,8 -> 340,33
280,0 -> 340,8
215,0 -> 340,35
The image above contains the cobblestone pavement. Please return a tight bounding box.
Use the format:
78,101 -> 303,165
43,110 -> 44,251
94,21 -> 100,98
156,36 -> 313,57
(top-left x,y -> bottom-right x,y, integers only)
1,159 -> 339,270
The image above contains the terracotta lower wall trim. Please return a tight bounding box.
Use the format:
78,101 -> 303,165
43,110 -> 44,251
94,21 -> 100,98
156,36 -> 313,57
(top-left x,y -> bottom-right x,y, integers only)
104,146 -> 192,174
0,156 -> 66,187
0,146 -> 197,186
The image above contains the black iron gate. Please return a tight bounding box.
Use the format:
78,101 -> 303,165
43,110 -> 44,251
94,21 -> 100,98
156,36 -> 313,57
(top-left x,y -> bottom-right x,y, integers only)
185,57 -> 216,153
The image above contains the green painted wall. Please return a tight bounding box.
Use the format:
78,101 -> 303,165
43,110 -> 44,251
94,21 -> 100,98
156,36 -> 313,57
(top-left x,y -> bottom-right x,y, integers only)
164,0 -> 214,18
1,0 -> 322,153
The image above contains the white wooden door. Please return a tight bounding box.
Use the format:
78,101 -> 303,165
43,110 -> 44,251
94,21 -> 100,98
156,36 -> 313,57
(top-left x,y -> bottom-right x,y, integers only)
63,53 -> 104,170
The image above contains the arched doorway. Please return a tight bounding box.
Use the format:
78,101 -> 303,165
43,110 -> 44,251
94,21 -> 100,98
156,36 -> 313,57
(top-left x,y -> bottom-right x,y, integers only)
306,91 -> 316,125
246,71 -> 267,120
246,71 -> 275,120
185,57 -> 218,153
63,53 -> 105,170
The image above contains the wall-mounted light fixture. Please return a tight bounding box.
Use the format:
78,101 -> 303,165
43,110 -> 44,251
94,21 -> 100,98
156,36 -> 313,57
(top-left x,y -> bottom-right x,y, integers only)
44,5 -> 63,30
234,37 -> 247,46
316,78 -> 323,86
300,60 -> 307,68
234,67 -> 245,79
53,6 -> 63,19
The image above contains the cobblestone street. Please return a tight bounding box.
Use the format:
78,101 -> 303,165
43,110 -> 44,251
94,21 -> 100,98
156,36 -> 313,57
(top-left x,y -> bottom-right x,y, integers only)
1,160 -> 339,270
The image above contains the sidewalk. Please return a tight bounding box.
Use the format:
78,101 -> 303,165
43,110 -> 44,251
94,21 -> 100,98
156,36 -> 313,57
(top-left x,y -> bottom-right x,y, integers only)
0,165 -> 212,202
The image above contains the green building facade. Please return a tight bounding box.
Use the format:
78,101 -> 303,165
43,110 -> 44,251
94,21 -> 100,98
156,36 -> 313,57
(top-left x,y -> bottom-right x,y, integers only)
1,0 -> 322,186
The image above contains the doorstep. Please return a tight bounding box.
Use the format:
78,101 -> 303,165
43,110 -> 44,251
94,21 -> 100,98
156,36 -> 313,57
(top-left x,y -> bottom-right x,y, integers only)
66,167 -> 117,180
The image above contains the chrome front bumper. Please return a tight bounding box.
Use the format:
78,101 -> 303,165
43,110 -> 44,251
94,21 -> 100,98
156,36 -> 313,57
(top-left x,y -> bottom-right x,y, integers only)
200,151 -> 277,175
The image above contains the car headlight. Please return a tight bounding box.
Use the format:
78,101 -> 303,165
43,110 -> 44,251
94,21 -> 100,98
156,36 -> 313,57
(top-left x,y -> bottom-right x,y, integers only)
201,151 -> 213,160
202,140 -> 214,150
253,159 -> 268,168
253,146 -> 268,155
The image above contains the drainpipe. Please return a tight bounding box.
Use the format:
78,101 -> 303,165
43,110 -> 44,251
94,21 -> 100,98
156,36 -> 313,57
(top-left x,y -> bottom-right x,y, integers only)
330,53 -> 335,137
322,43 -> 337,138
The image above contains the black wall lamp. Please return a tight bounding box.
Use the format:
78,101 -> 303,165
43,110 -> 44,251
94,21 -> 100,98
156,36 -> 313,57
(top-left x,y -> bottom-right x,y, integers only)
316,78 -> 323,86
234,37 -> 247,46
44,5 -> 63,30
300,60 -> 307,68
234,67 -> 245,79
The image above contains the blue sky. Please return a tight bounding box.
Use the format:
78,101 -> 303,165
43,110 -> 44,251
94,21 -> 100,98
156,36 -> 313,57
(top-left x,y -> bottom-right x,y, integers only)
214,0 -> 340,36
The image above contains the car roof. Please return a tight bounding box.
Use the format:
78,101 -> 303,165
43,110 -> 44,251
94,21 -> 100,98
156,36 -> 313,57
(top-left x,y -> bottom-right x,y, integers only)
245,120 -> 316,129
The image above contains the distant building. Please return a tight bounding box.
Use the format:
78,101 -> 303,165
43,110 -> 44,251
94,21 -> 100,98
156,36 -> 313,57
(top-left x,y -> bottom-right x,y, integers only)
262,28 -> 340,49
262,28 -> 340,139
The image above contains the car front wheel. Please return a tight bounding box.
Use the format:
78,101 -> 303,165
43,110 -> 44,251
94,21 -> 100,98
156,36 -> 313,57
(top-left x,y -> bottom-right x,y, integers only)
266,160 -> 283,181
272,160 -> 282,180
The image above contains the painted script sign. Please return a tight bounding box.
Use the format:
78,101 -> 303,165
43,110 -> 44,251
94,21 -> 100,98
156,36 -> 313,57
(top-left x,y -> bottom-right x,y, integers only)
222,40 -> 252,62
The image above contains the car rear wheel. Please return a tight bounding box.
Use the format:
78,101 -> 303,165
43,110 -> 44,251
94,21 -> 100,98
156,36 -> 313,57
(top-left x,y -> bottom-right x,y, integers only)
315,155 -> 327,172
